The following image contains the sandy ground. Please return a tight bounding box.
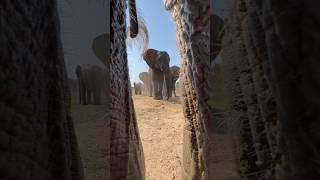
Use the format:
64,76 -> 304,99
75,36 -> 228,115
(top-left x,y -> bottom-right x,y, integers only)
70,90 -> 184,180
70,87 -> 237,180
133,95 -> 184,180
71,92 -> 108,180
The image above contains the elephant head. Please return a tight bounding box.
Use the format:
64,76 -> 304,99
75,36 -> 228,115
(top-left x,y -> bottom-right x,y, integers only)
143,49 -> 170,72
92,33 -> 109,66
169,66 -> 180,97
170,65 -> 180,81
143,49 -> 171,100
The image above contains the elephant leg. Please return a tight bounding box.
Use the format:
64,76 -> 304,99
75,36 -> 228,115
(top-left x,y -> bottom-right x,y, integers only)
81,87 -> 87,105
152,74 -> 159,100
158,76 -> 164,100
94,89 -> 101,105
149,83 -> 153,97
78,79 -> 82,104
166,79 -> 171,100
89,91 -> 93,104
173,83 -> 176,97
166,76 -> 172,100
87,90 -> 92,104
153,83 -> 159,100
153,82 -> 161,100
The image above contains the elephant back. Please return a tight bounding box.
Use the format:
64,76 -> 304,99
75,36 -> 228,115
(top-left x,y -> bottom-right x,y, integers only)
139,72 -> 149,83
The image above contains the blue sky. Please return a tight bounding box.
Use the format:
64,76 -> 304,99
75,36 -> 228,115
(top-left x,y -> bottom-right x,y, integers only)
127,0 -> 180,84
58,0 -> 178,82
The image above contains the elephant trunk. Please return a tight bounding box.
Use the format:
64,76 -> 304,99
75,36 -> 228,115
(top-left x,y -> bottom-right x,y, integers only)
164,70 -> 171,100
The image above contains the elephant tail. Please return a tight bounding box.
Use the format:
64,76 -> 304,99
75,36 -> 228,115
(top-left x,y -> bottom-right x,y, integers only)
126,14 -> 149,58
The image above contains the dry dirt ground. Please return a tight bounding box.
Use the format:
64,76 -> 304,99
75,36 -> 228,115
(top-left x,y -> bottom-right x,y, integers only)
132,94 -> 184,180
70,87 -> 237,179
71,92 -> 108,180
70,90 -> 184,180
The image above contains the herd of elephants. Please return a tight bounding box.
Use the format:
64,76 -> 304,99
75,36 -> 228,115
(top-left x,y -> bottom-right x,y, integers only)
1,0 -> 320,180
133,65 -> 180,100
75,38 -> 180,104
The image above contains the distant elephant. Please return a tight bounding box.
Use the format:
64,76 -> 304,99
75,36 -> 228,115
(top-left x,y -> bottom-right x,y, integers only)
111,0 -> 320,179
75,65 -> 83,104
143,49 -> 171,100
76,64 -> 105,105
169,66 -> 180,97
133,82 -> 142,95
139,71 -> 152,96
4,1 -> 319,180
1,0 -> 141,179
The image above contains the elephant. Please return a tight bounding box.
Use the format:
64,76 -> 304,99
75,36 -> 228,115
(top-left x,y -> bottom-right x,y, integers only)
92,33 -> 110,66
75,64 -> 105,105
75,65 -> 83,104
169,66 -> 180,97
139,71 -> 152,96
218,0 -> 320,179
1,1 -> 84,179
3,0 -> 320,180
110,0 -> 146,179
112,0 -> 320,179
133,82 -> 142,95
0,0 -> 138,179
142,49 -> 171,100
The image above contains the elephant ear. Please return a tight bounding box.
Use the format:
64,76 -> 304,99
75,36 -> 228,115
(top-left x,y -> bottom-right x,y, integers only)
142,49 -> 156,69
92,33 -> 110,66
158,51 -> 170,71
143,49 -> 158,69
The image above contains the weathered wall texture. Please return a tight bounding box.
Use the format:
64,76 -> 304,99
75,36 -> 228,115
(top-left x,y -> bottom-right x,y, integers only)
110,0 -> 145,179
164,0 -> 211,179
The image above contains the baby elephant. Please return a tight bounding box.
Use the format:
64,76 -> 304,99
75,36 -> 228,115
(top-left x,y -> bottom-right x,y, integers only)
169,66 -> 180,97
